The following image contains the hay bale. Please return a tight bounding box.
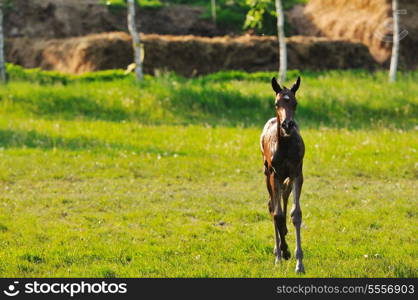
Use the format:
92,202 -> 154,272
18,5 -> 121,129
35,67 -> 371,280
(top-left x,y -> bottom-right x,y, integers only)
142,34 -> 377,76
288,0 -> 418,69
6,32 -> 377,76
6,32 -> 133,74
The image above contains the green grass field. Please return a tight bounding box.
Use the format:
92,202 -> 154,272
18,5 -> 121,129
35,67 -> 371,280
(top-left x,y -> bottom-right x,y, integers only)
0,68 -> 416,277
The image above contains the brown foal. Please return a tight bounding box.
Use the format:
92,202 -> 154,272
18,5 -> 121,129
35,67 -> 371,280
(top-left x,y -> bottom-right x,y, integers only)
260,76 -> 305,273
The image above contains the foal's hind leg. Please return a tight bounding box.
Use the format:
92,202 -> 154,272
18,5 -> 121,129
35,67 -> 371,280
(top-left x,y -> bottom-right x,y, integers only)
265,165 -> 280,258
270,173 -> 289,264
282,178 -> 293,236
279,179 -> 293,260
265,172 -> 279,258
291,174 -> 305,273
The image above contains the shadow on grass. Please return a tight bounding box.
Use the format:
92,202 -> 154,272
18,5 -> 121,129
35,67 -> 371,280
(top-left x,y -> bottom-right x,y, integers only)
0,129 -> 185,155
167,85 -> 272,127
297,101 -> 417,129
167,85 -> 417,129
3,78 -> 416,129
10,93 -> 130,122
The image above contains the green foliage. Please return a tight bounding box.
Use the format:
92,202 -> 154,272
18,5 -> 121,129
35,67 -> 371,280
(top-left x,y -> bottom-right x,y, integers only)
184,0 -> 308,34
0,0 -> 15,9
199,69 -> 301,83
0,69 -> 416,277
6,64 -> 131,85
100,0 -> 163,8
6,64 -> 71,85
244,0 -> 308,34
244,0 -> 275,30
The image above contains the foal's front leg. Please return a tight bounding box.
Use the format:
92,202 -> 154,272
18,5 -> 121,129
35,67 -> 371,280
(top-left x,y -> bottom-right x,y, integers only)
291,174 -> 304,273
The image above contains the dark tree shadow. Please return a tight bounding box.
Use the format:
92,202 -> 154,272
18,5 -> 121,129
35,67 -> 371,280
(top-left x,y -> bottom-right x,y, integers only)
0,129 -> 185,156
5,77 -> 416,129
166,84 -> 417,129
11,94 -> 130,122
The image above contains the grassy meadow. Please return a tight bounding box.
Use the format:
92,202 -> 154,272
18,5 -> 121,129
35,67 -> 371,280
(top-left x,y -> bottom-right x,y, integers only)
0,67 -> 416,277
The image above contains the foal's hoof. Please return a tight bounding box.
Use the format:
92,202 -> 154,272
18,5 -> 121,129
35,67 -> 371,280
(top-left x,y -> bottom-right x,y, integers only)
295,262 -> 305,274
281,249 -> 291,260
274,256 -> 282,265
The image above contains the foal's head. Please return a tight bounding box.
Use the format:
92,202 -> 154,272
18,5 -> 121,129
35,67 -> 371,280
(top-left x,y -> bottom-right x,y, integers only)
271,76 -> 301,137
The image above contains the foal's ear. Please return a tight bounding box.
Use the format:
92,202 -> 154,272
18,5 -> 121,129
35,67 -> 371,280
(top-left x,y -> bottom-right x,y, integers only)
290,76 -> 301,94
271,77 -> 282,94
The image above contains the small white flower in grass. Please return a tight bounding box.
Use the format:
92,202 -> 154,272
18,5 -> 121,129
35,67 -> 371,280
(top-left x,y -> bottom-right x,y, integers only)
364,254 -> 369,258
195,255 -> 201,260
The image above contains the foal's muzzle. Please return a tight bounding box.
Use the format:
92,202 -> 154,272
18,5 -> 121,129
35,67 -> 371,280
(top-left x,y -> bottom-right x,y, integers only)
281,120 -> 295,134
